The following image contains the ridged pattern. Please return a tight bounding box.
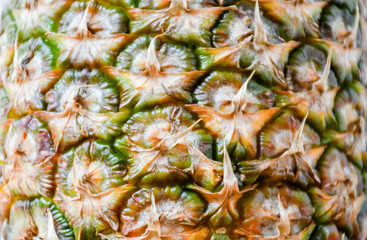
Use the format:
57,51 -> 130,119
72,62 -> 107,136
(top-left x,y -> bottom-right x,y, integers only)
0,0 -> 366,239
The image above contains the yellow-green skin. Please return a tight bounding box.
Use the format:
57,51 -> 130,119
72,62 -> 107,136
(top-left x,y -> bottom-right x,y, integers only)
0,0 -> 366,239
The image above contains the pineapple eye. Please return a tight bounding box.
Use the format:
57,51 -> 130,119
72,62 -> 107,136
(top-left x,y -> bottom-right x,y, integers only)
259,112 -> 320,159
114,106 -> 213,184
10,38 -> 53,79
212,2 -> 280,48
3,116 -> 56,198
58,1 -> 128,36
122,106 -> 212,151
333,83 -> 362,133
121,186 -> 206,237
57,140 -> 127,197
238,185 -> 313,238
286,45 -> 335,90
320,4 -> 357,45
6,198 -> 73,240
310,147 -> 365,236
46,70 -> 119,113
317,148 -> 363,196
9,0 -> 70,41
116,35 -> 198,73
194,71 -> 274,114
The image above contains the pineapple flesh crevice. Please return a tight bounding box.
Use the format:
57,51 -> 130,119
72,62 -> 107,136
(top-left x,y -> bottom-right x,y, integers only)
0,0 -> 367,239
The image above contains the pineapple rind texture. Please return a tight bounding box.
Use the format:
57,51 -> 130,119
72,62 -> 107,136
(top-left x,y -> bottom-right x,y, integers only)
0,0 -> 367,239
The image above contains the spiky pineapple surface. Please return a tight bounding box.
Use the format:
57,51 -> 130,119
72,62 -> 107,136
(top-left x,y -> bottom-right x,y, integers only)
0,0 -> 367,239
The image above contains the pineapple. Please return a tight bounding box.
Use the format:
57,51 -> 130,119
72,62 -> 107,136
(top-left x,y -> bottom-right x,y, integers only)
0,0 -> 366,239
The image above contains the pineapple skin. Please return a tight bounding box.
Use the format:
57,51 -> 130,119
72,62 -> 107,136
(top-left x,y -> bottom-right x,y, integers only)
0,0 -> 367,239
